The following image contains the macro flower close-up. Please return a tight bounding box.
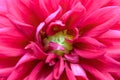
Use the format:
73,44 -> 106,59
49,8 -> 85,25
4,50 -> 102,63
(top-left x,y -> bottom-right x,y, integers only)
1,0 -> 120,80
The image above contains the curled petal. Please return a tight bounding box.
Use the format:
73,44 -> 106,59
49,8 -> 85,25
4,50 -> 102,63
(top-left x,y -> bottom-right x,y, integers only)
48,42 -> 65,51
36,22 -> 45,45
46,53 -> 57,66
65,28 -> 79,41
25,42 -> 47,60
61,2 -> 85,29
45,6 -> 62,24
46,20 -> 65,35
53,57 -> 65,79
64,52 -> 79,63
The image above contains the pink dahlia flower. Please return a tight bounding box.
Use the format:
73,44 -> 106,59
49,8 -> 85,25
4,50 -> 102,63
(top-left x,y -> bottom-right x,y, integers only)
1,0 -> 120,80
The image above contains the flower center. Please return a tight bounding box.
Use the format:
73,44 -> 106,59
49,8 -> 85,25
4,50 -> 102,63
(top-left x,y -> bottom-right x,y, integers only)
44,30 -> 73,55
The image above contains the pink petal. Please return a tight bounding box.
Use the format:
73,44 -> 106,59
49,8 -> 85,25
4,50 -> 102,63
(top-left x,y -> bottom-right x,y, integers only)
27,62 -> 44,80
0,28 -> 28,48
0,15 -> 28,48
0,67 -> 14,78
80,6 -> 120,37
44,72 -> 54,80
46,20 -> 65,35
82,64 -> 114,80
70,64 -> 88,80
98,56 -> 120,72
0,46 -> 25,57
61,1 -> 85,29
65,63 -> 76,80
6,14 -> 36,40
80,0 -> 111,14
65,28 -> 79,41
37,64 -> 54,80
35,22 -> 45,49
74,37 -> 106,48
53,57 -> 65,79
48,42 -> 65,51
59,71 -> 68,80
15,53 -> 36,67
0,57 -> 19,68
106,45 -> 120,60
64,52 -> 79,63
39,0 -> 59,18
74,49 -> 104,59
46,53 -> 57,66
98,30 -> 120,60
107,0 -> 120,6
27,62 -> 54,80
25,42 -> 47,60
7,54 -> 38,80
99,30 -> 120,39
6,0 -> 39,25
74,37 -> 106,59
29,0 -> 44,21
0,0 -> 7,14
45,6 -> 62,24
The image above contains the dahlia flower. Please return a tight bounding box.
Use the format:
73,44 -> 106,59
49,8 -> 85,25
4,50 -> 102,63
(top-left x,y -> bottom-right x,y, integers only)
1,0 -> 120,80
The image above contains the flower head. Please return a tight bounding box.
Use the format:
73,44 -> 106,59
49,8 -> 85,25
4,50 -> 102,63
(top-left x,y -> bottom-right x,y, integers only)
1,0 -> 120,80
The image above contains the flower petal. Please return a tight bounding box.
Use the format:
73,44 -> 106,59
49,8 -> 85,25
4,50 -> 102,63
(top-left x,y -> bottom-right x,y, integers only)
37,64 -> 54,80
53,57 -> 65,79
0,0 -> 7,14
0,46 -> 25,57
48,42 -> 65,51
6,0 -> 39,25
80,6 -> 120,37
99,30 -> 120,39
7,54 -> 38,80
65,63 -> 76,80
0,67 -> 13,79
25,42 -> 47,60
0,15 -> 28,48
64,52 -> 79,64
98,56 -> 120,72
80,0 -> 111,14
74,37 -> 106,59
46,20 -> 65,35
26,62 -> 44,80
82,64 -> 114,80
61,1 -> 85,29
70,64 -> 88,80
45,6 -> 62,24
39,0 -> 59,18
6,15 -> 36,40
